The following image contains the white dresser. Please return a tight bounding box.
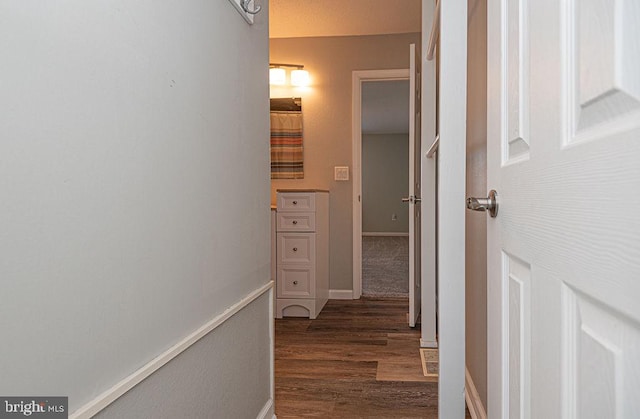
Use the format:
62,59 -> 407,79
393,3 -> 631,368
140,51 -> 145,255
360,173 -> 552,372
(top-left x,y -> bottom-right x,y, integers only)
275,190 -> 329,319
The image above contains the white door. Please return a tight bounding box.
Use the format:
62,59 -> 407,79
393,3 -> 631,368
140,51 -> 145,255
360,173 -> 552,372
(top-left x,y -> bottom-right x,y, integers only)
420,0 -> 438,350
485,0 -> 640,418
408,43 -> 422,328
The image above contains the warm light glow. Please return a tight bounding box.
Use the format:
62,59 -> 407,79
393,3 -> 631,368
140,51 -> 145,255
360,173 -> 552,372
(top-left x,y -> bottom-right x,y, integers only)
269,68 -> 286,85
290,69 -> 310,87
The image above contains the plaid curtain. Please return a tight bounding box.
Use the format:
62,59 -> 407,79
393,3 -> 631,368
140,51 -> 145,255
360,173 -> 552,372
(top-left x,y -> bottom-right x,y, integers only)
270,111 -> 303,179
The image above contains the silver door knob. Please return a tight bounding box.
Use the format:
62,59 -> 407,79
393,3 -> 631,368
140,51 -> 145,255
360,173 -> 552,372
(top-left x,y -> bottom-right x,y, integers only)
401,196 -> 421,203
466,190 -> 498,218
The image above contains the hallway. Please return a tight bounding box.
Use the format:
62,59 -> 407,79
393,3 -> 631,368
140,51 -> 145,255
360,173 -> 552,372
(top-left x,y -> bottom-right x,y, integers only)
275,298 -> 466,418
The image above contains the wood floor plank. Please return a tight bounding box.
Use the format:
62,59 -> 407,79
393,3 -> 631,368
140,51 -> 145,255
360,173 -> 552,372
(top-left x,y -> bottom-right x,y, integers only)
275,343 -> 387,362
275,297 -> 452,417
276,377 -> 365,405
272,400 -> 335,418
376,332 -> 432,382
276,330 -> 389,346
376,361 -> 437,383
275,359 -> 378,381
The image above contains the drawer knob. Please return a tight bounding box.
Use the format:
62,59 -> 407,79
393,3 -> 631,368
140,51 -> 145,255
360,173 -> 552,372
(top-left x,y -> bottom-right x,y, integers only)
292,200 -> 298,205
293,247 -> 298,252
293,280 -> 299,285
292,220 -> 298,225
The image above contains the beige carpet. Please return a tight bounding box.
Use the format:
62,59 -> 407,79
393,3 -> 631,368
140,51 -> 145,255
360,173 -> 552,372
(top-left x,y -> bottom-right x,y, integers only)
362,236 -> 409,297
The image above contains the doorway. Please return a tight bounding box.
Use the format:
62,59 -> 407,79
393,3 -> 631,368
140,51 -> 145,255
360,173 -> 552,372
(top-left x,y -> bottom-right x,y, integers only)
352,69 -> 410,301
352,50 -> 428,332
360,79 -> 411,297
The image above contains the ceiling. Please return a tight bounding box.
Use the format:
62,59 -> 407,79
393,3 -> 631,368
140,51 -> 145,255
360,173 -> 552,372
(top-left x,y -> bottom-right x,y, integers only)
269,0 -> 422,38
361,80 -> 410,135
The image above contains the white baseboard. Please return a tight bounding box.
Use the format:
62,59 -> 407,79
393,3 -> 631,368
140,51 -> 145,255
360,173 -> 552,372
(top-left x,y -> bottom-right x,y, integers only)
420,338 -> 438,348
329,289 -> 354,300
256,398 -> 275,419
465,367 -> 487,419
362,232 -> 409,237
70,281 -> 274,419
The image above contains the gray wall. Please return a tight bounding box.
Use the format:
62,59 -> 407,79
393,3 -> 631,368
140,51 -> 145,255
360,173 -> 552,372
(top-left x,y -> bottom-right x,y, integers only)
96,293 -> 271,419
270,33 -> 421,290
362,134 -> 409,233
466,0 -> 488,409
0,1 -> 271,417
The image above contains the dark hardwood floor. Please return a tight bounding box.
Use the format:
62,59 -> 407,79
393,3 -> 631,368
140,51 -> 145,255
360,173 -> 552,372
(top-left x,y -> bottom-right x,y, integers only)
275,298 -> 469,418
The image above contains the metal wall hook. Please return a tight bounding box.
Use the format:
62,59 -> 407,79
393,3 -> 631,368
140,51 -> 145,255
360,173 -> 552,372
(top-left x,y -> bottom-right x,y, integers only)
241,0 -> 262,14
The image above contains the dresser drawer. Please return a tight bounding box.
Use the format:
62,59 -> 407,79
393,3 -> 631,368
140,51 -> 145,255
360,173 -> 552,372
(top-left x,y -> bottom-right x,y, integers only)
277,212 -> 316,232
277,193 -> 316,212
277,233 -> 315,264
277,266 -> 314,298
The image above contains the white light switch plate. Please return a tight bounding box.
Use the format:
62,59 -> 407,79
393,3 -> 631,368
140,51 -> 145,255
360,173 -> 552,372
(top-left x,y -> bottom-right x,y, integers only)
334,166 -> 349,181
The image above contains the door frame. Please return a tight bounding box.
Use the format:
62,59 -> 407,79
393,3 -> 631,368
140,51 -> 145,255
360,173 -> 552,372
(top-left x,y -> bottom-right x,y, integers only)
435,0 -> 468,417
351,60 -> 438,349
486,0 -> 506,416
421,0 -> 438,350
351,68 -> 410,299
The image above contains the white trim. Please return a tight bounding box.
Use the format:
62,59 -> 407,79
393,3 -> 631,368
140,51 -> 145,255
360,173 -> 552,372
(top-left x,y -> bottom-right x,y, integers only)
420,338 -> 438,348
352,69 -> 411,301
465,367 -> 488,419
268,286 -> 276,417
487,0 -> 507,415
362,232 -> 409,237
329,289 -> 354,300
256,398 -> 275,419
437,0 -> 468,417
70,281 -> 275,419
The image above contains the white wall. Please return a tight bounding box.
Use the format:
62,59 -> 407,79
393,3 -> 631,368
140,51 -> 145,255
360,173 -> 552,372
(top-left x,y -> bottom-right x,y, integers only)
0,2 -> 271,417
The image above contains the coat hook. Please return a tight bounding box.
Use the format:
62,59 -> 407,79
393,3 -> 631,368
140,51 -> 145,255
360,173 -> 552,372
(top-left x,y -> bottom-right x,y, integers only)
241,0 -> 262,15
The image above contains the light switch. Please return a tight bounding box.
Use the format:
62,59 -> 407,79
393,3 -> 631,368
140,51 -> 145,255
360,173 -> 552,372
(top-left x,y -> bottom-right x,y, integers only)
334,166 -> 349,181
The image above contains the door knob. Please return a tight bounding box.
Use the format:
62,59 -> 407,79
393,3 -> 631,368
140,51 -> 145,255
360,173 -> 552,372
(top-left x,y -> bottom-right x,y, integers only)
466,190 -> 498,218
401,196 -> 421,203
